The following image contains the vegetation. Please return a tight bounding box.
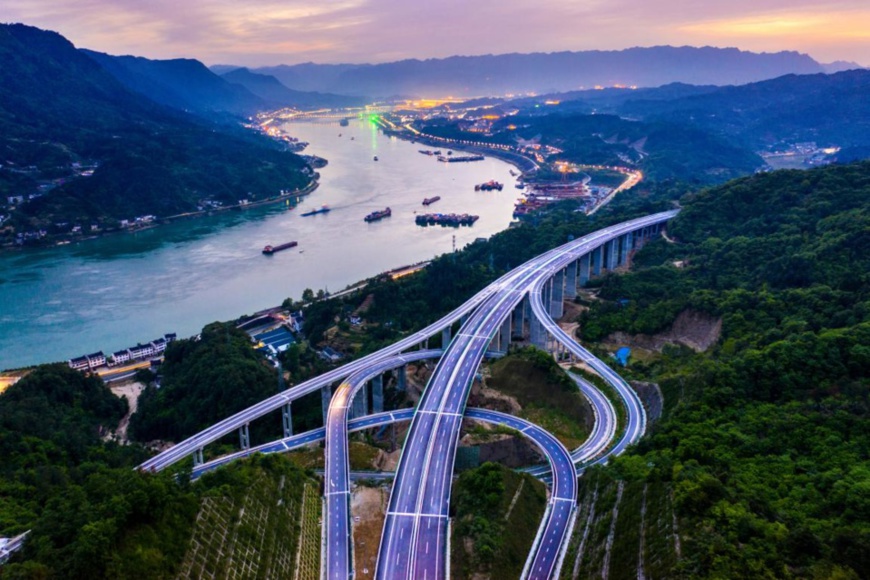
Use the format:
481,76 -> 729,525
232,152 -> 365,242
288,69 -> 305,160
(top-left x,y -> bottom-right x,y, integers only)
418,111 -> 762,184
450,462 -> 547,579
130,322 -> 279,444
0,361 -> 317,579
486,348 -> 591,449
0,24 -> 310,245
574,160 -> 870,578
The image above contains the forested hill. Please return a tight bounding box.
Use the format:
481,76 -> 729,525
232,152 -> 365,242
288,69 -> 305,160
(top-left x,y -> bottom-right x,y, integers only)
577,160 -> 870,577
0,24 -> 309,243
619,69 -> 870,149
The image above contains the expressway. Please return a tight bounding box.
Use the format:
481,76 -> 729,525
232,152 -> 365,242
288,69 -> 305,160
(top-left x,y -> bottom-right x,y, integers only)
377,210 -> 678,579
140,232 -> 594,473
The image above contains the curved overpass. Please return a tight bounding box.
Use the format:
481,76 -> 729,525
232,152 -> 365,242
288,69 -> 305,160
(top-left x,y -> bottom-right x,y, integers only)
377,211 -> 678,580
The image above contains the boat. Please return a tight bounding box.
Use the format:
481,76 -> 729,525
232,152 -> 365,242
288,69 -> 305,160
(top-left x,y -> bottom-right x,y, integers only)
301,205 -> 331,216
262,241 -> 298,255
438,154 -> 485,163
422,196 -> 441,206
339,118 -> 350,127
415,213 -> 479,227
373,156 -> 379,161
364,207 -> 392,222
475,180 -> 504,191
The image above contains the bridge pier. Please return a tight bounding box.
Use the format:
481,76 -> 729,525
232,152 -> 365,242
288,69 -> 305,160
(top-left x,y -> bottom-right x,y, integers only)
239,423 -> 250,450
550,270 -> 564,319
579,253 -> 591,287
607,239 -> 619,271
351,384 -> 368,419
619,232 -> 632,266
321,385 -> 332,424
282,402 -> 293,438
441,326 -> 452,347
530,314 -> 547,350
565,260 -> 578,300
194,448 -> 204,467
512,299 -> 526,339
397,365 -> 407,391
592,245 -> 603,276
372,375 -> 384,413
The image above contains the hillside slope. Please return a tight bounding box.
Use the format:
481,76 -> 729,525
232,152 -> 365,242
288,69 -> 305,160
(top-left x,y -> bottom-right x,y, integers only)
0,24 -> 309,243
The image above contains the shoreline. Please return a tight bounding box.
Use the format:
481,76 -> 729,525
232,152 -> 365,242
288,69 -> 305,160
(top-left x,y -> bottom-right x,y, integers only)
1,178 -> 321,254
379,125 -> 540,175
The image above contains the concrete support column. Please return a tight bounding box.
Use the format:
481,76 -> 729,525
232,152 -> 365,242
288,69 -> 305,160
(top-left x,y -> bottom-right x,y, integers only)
372,375 -> 384,413
282,402 -> 293,438
550,270 -> 564,319
579,253 -> 591,287
593,245 -> 603,276
351,384 -> 368,419
397,365 -> 407,392
530,314 -> 547,350
607,239 -> 619,270
460,313 -> 470,327
239,423 -> 250,450
441,326 -> 452,347
565,260 -> 578,300
620,232 -> 632,265
321,384 -> 332,424
194,448 -> 204,467
511,300 -> 525,339
499,316 -> 512,353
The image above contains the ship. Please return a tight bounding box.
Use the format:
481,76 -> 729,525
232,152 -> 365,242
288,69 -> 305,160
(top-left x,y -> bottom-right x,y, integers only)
262,241 -> 298,255
475,180 -> 504,191
364,207 -> 392,222
415,213 -> 479,227
422,196 -> 441,206
339,118 -> 350,127
301,205 -> 330,216
373,156 -> 379,161
438,154 -> 485,163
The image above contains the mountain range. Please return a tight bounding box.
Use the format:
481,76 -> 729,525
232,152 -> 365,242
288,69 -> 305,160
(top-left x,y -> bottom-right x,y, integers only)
220,46 -> 851,98
0,23 -> 309,242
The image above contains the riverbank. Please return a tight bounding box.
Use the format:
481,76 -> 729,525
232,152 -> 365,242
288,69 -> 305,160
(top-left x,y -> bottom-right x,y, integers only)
381,126 -> 540,175
2,177 -> 322,253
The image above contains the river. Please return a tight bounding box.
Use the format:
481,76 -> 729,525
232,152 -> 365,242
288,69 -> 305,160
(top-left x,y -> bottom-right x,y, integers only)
0,119 -> 520,369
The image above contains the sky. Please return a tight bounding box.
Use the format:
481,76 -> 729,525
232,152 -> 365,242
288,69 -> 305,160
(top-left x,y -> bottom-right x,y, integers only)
4,0 -> 870,67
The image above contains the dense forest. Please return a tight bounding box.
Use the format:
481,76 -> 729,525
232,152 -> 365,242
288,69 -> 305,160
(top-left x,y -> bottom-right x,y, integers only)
576,160 -> 870,578
130,323 -> 279,444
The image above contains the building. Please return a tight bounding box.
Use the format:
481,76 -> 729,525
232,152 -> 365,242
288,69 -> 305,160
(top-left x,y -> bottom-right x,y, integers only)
112,350 -> 130,365
85,351 -> 106,369
151,337 -> 167,353
69,356 -> 90,371
319,346 -> 343,363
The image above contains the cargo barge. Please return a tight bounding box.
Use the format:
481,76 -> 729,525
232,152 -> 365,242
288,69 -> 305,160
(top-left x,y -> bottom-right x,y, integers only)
262,241 -> 298,255
301,205 -> 330,216
437,154 -> 484,163
415,213 -> 479,227
422,196 -> 441,206
475,180 -> 504,191
364,207 -> 392,222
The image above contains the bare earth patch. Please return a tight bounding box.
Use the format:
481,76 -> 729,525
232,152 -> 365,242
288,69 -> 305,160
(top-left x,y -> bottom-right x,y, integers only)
352,486 -> 389,577
108,381 -> 145,443
604,309 -> 722,354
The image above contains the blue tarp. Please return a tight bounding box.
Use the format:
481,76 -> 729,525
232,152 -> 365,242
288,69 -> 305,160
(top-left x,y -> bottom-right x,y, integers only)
614,347 -> 631,366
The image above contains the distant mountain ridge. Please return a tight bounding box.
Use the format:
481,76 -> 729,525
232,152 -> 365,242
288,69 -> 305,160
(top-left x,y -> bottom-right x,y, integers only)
233,46 -> 826,97
82,49 -> 264,115
220,68 -> 364,109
